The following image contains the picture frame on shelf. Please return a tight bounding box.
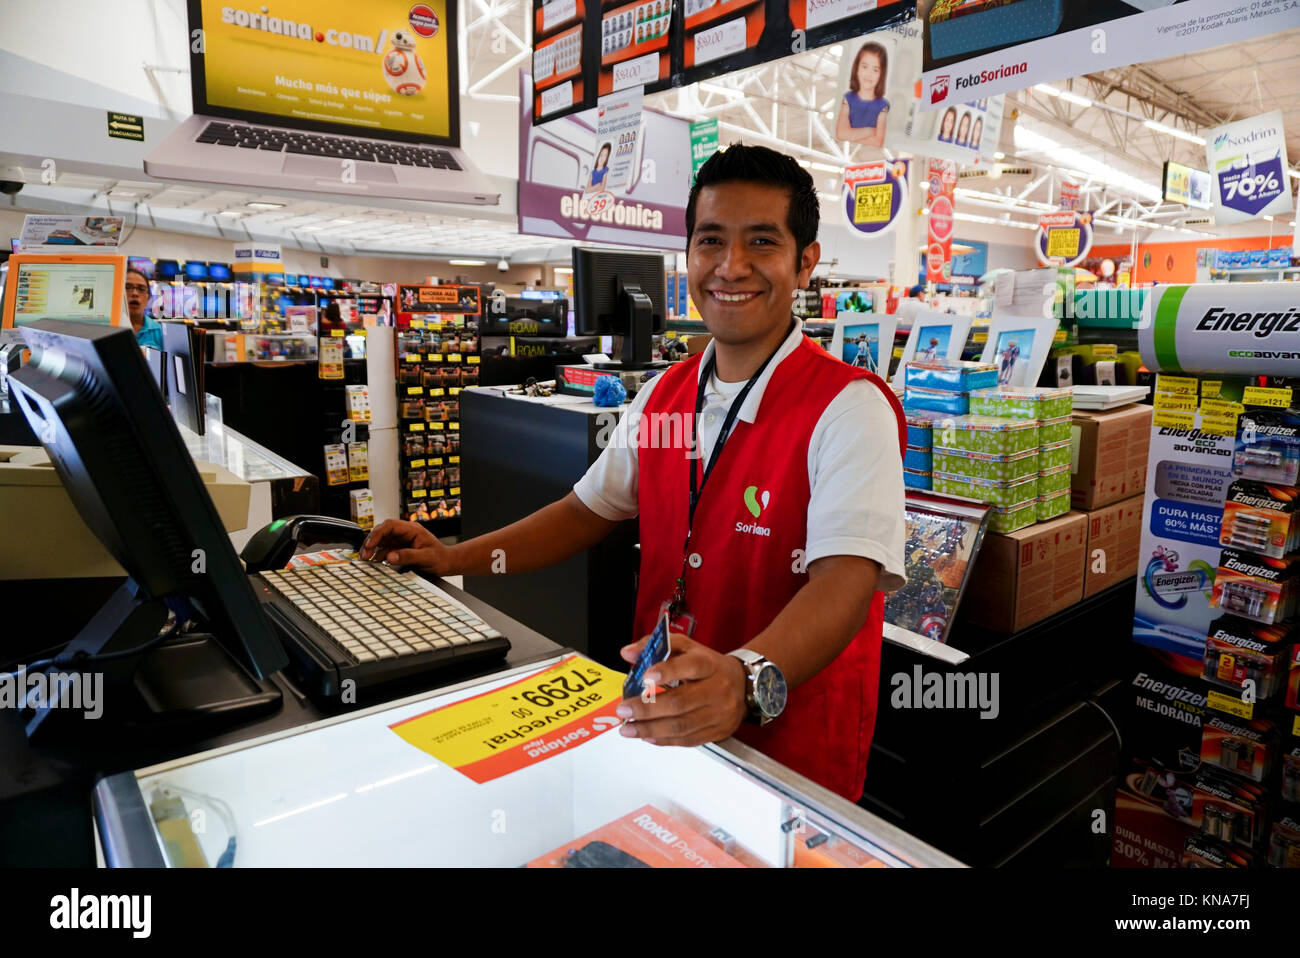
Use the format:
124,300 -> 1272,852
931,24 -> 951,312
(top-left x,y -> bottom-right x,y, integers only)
979,314 -> 1059,388
830,312 -> 898,379
891,309 -> 973,384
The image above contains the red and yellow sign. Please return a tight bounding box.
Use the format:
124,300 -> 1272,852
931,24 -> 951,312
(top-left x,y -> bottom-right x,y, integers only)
388,654 -> 625,783
925,159 -> 957,283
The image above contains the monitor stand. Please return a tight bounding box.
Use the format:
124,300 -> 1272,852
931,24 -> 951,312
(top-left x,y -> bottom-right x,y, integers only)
591,283 -> 670,372
21,578 -> 281,743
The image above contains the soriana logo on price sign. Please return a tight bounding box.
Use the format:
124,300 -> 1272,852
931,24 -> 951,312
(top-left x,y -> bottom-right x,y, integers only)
842,159 -> 909,237
389,654 -> 626,784
1035,210 -> 1094,267
925,159 -> 957,283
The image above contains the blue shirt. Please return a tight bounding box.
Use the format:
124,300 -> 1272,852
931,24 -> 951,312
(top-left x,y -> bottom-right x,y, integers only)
590,166 -> 608,188
844,92 -> 889,130
135,315 -> 164,351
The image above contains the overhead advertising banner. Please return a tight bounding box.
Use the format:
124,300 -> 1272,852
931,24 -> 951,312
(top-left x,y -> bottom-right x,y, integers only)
918,0 -> 1297,109
1059,181 -> 1079,211
532,0 -> 912,123
1162,161 -> 1214,210
690,117 -> 719,176
19,215 -> 125,251
595,87 -> 644,194
1205,109 -> 1293,225
926,158 -> 957,283
835,20 -> 1003,164
397,284 -> 482,315
232,242 -> 285,282
842,159 -> 910,237
519,74 -> 688,249
1035,210 -> 1093,267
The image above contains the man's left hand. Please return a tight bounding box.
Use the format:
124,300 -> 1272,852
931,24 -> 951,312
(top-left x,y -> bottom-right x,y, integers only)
614,634 -> 748,747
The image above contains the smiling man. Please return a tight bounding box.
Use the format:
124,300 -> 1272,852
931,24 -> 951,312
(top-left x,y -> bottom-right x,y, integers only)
361,144 -> 906,800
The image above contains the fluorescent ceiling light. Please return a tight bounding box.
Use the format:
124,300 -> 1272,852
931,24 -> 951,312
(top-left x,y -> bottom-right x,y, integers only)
448,259 -> 487,266
993,152 -> 1005,160
330,219 -> 356,226
1289,170 -> 1300,180
1013,125 -> 1162,202
299,225 -> 324,231
246,201 -> 285,210
217,209 -> 242,217
1142,119 -> 1205,145
809,161 -> 842,174
1034,83 -> 1062,96
1058,91 -> 1092,108
553,266 -> 573,274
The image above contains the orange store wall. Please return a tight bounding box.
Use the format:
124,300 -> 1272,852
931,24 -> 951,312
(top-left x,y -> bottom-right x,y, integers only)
1091,235 -> 1283,284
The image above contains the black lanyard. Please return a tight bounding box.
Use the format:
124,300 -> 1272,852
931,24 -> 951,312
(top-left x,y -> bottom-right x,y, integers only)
672,326 -> 789,616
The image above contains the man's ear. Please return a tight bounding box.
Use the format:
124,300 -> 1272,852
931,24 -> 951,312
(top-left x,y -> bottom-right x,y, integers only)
797,240 -> 821,288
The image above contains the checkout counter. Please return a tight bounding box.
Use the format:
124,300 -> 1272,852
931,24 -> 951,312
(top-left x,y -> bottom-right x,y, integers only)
1,414 -> 958,869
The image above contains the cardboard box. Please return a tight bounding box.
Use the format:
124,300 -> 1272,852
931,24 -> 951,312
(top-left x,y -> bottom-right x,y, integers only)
961,511 -> 1087,633
1071,404 -> 1153,510
1083,494 -> 1143,597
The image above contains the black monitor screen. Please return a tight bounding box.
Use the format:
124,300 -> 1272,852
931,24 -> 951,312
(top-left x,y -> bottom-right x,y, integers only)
10,320 -> 287,677
156,259 -> 180,279
572,248 -> 666,336
162,321 -> 207,435
184,261 -> 209,281
207,262 -> 232,282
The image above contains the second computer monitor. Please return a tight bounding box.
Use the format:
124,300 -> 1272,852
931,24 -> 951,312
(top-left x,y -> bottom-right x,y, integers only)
572,248 -> 667,370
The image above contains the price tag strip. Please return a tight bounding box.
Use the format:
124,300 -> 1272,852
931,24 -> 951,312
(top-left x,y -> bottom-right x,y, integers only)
389,654 -> 625,784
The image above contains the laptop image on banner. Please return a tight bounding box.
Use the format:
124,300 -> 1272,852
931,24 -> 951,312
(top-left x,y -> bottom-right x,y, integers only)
145,0 -> 500,206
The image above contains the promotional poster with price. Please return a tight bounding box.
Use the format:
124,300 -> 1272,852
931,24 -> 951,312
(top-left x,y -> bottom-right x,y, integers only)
842,159 -> 909,236
388,654 -> 626,783
1205,110 -> 1293,225
1035,210 -> 1094,267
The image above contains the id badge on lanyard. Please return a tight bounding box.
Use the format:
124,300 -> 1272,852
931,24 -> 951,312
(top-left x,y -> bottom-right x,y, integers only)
659,329 -> 787,641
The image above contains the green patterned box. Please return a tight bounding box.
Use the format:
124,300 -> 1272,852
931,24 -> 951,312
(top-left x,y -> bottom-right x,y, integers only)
988,499 -> 1039,534
1038,464 -> 1071,497
1040,415 -> 1072,445
1037,489 -> 1071,522
932,446 -> 1039,483
969,386 -> 1073,420
932,470 -> 1039,507
1038,439 -> 1072,471
932,415 -> 1040,455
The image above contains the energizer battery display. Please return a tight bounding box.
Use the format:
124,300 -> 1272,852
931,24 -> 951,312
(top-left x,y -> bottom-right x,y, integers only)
1235,403 -> 1300,487
1201,714 -> 1279,783
1212,549 -> 1296,626
1269,818 -> 1300,868
1219,480 -> 1299,560
1201,616 -> 1289,700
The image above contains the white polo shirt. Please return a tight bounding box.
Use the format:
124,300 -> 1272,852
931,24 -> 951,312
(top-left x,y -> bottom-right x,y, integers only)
573,319 -> 907,592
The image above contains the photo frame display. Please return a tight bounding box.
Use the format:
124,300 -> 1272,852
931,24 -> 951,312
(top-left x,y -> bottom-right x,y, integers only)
979,313 -> 1059,388
830,311 -> 898,379
891,308 -> 973,384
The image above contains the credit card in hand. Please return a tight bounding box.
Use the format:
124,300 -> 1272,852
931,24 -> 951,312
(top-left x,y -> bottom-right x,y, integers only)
623,612 -> 671,700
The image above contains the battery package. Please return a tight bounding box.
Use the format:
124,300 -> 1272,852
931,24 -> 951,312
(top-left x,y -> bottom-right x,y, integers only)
324,443 -> 349,486
1283,747 -> 1300,804
345,385 -> 372,423
1182,834 -> 1256,868
1191,767 -> 1269,849
349,488 -> 374,531
346,441 -> 369,482
1235,405 -> 1300,487
1218,481 -> 1298,559
1201,615 -> 1290,702
1212,549 -> 1297,625
1269,817 -> 1300,867
1201,713 -> 1278,783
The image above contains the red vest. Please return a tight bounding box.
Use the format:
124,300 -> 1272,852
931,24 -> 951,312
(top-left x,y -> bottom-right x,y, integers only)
634,334 -> 905,800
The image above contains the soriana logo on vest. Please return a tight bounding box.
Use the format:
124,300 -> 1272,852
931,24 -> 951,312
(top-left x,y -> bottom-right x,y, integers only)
736,485 -> 772,537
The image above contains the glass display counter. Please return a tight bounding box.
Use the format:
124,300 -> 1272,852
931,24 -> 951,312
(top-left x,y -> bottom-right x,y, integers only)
95,653 -> 962,868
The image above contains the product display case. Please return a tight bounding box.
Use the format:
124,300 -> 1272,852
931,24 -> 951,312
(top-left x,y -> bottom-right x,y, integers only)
94,653 -> 960,868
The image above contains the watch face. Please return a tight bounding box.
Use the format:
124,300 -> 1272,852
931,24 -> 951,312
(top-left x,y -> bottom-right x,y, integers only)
754,663 -> 787,718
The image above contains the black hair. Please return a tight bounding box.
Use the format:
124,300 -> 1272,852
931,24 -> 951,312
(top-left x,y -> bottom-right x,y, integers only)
686,143 -> 819,265
125,267 -> 151,288
594,142 -> 612,169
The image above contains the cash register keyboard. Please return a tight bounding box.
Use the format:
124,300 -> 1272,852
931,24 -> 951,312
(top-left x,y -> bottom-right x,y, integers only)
258,562 -> 510,697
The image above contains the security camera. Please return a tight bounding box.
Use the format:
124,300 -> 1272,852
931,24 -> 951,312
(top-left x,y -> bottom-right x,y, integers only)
497,258 -> 509,272
0,181 -> 23,196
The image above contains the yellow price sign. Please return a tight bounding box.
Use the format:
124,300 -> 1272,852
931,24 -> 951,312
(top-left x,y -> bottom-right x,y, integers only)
408,422 -> 425,433
1046,228 -> 1081,259
389,654 -> 625,784
1092,344 -> 1118,359
467,355 -> 481,365
448,354 -> 463,363
410,319 -> 426,329
407,386 -> 423,396
450,387 -> 462,396
853,183 -> 892,225
450,486 -> 461,496
449,455 -> 460,464
1153,409 -> 1195,430
409,458 -> 426,468
404,353 -> 421,363
1154,394 -> 1197,413
431,421 -> 445,430
1156,375 -> 1198,396
412,489 -> 427,498
329,329 -> 346,338
1206,689 -> 1253,720
429,387 -> 445,396
428,457 -> 443,466
430,489 -> 445,497
1243,386 -> 1293,408
1201,381 -> 1222,399
450,422 -> 460,431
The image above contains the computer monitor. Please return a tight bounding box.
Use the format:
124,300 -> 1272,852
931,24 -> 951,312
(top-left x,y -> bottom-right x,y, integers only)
162,320 -> 208,435
128,256 -> 155,278
207,262 -> 232,282
142,346 -> 167,401
156,258 -> 181,280
571,248 -> 668,370
184,260 -> 210,282
9,319 -> 287,735
1,253 -> 127,329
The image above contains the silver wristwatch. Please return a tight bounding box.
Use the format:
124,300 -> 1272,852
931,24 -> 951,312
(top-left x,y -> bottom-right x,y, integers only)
727,649 -> 787,726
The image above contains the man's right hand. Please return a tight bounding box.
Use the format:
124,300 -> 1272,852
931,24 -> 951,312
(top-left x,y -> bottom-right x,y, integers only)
359,519 -> 453,575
